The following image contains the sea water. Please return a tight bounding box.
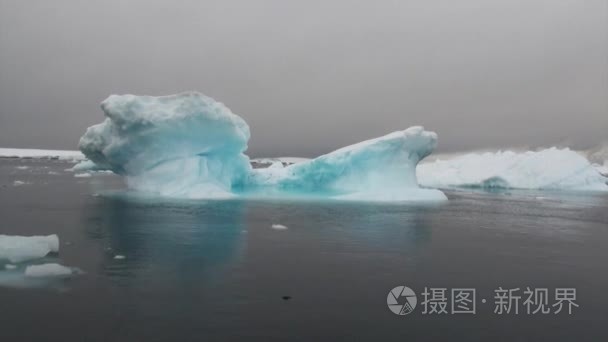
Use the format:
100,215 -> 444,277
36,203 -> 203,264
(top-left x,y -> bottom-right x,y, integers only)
0,158 -> 607,341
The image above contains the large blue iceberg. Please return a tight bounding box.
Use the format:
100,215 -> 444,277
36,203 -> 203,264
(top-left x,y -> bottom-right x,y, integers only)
79,92 -> 446,202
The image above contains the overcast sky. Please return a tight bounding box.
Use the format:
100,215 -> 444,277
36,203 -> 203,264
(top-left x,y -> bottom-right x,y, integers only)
0,0 -> 606,157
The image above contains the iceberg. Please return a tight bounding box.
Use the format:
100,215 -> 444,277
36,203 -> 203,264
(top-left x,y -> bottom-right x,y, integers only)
78,92 -> 444,202
417,148 -> 608,191
0,235 -> 60,263
79,92 -> 251,199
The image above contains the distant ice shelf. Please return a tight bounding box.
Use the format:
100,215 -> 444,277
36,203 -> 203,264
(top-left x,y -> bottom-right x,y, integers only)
0,148 -> 84,160
417,148 -> 608,191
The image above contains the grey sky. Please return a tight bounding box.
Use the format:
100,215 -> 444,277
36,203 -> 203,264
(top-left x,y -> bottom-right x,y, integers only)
0,0 -> 606,157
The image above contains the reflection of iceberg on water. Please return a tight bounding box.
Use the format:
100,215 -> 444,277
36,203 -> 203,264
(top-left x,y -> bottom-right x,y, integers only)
83,195 -> 247,287
78,92 -> 446,202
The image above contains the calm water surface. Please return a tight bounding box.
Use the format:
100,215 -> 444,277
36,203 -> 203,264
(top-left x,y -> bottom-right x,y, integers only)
0,158 -> 607,341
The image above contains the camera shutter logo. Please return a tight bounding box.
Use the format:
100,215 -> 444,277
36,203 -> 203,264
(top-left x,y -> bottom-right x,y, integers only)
387,286 -> 417,315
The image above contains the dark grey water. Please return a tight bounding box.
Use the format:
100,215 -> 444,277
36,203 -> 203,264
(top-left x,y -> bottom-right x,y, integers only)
1,158 -> 607,341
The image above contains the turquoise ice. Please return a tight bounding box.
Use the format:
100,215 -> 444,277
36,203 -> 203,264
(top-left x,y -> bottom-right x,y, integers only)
78,92 -> 446,201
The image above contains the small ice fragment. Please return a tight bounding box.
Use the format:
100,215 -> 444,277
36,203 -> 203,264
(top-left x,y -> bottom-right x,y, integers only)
114,255 -> 125,260
48,171 -> 60,175
24,263 -> 73,278
74,173 -> 91,178
15,166 -> 29,170
13,180 -> 26,186
5,264 -> 16,270
0,234 -> 60,263
271,224 -> 288,230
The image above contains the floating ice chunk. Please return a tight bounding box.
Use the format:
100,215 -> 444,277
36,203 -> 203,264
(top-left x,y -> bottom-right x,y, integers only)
78,92 -> 444,201
417,148 -> 608,191
271,224 -> 288,230
0,235 -> 60,263
24,263 -> 73,278
4,264 -> 16,270
74,173 -> 92,178
15,166 -> 29,170
113,255 -> 125,260
13,180 -> 27,186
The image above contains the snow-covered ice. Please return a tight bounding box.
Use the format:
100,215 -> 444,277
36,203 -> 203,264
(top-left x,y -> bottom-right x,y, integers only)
24,263 -> 73,278
0,235 -> 60,263
79,92 -> 444,202
113,255 -> 126,260
417,148 -> 608,191
271,224 -> 288,230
